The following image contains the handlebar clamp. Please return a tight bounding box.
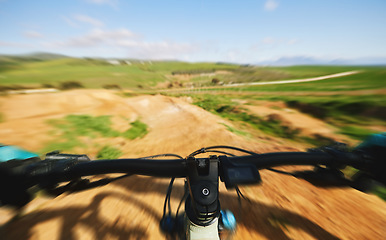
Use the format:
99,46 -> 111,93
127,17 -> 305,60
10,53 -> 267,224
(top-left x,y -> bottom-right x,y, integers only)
185,155 -> 220,226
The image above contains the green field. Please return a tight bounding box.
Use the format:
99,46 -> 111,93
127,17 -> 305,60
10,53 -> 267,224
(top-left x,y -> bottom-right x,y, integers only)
236,67 -> 385,92
0,58 -> 164,88
173,66 -> 385,92
3,55 -> 384,91
0,56 -> 240,89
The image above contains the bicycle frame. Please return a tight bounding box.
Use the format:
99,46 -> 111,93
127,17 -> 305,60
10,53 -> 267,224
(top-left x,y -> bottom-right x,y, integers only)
186,217 -> 220,240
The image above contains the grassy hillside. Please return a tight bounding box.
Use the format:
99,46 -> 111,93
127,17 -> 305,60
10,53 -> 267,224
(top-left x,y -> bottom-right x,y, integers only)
179,66 -> 385,92
3,56 -> 381,90
238,66 -> 386,92
0,58 -> 163,88
0,58 -> 243,89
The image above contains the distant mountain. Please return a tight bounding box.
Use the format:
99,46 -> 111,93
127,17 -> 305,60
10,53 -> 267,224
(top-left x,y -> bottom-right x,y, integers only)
4,52 -> 70,61
329,57 -> 386,66
0,52 -> 70,71
258,56 -> 325,66
257,56 -> 386,66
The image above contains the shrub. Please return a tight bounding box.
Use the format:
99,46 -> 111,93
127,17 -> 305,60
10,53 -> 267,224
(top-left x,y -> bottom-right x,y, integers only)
102,84 -> 122,90
0,85 -> 30,92
211,78 -> 220,85
59,81 -> 84,90
286,100 -> 327,119
41,83 -> 56,88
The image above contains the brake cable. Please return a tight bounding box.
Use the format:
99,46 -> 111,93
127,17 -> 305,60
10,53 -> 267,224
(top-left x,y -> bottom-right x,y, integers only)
141,153 -> 184,159
175,184 -> 188,218
162,177 -> 175,217
266,167 -> 297,176
189,145 -> 258,157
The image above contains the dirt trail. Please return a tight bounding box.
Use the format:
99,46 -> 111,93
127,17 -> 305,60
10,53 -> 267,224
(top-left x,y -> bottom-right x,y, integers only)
0,89 -> 385,240
225,71 -> 360,87
242,101 -> 350,142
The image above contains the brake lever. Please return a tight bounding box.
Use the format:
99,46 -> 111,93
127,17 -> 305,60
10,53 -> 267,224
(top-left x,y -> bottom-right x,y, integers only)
293,166 -> 352,188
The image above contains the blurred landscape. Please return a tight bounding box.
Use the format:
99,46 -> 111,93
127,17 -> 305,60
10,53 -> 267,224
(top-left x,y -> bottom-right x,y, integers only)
0,52 -> 386,239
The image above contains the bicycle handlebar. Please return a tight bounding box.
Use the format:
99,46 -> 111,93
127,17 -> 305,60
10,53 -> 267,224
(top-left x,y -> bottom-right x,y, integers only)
26,150 -> 370,186
2,143 -> 384,215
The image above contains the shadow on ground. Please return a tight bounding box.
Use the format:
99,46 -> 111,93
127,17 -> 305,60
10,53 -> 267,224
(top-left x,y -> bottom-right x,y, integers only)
3,175 -> 340,239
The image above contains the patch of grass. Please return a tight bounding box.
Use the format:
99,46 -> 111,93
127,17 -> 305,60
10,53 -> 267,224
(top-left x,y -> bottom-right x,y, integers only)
43,115 -> 149,152
123,120 -> 149,140
232,112 -> 300,139
120,92 -> 142,98
185,92 -> 386,143
300,135 -> 335,147
239,94 -> 386,124
49,115 -> 120,138
192,94 -> 300,139
221,123 -> 250,137
339,126 -> 377,140
192,94 -> 235,112
96,145 -> 123,159
373,185 -> 386,201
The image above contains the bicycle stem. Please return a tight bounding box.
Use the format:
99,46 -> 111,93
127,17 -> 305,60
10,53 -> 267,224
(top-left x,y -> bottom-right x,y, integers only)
185,156 -> 220,226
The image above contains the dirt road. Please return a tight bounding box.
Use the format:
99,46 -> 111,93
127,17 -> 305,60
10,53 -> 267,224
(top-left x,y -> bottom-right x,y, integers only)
0,89 -> 385,239
158,70 -> 360,93
225,71 -> 360,87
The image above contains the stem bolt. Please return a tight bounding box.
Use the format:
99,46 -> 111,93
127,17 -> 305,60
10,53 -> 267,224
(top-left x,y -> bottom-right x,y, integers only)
202,188 -> 210,196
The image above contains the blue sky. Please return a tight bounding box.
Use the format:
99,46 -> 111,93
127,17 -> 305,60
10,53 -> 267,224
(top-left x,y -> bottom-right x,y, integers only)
0,0 -> 385,63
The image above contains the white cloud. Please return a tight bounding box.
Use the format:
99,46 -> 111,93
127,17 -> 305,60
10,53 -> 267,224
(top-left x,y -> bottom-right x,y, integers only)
120,41 -> 198,60
24,30 -> 43,38
62,16 -> 79,28
43,28 -> 197,59
264,0 -> 279,11
47,28 -> 137,47
74,14 -> 104,27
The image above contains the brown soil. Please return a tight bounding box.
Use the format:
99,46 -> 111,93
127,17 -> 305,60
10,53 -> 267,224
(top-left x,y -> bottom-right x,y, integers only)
0,89 -> 385,239
243,102 -> 351,143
